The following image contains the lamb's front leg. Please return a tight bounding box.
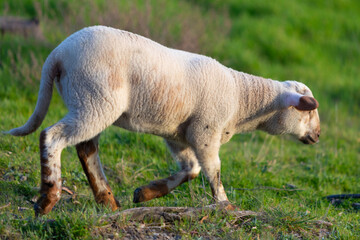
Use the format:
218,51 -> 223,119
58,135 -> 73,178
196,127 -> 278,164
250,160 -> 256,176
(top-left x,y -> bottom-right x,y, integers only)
186,128 -> 228,202
195,143 -> 238,211
195,147 -> 228,202
133,140 -> 201,203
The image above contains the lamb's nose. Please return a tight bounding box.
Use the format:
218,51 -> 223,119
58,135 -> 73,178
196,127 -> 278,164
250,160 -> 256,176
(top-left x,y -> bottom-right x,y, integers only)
313,131 -> 320,143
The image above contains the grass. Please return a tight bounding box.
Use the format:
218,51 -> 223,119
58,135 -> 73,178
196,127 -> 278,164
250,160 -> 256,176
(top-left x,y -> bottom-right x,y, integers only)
1,0 -> 360,238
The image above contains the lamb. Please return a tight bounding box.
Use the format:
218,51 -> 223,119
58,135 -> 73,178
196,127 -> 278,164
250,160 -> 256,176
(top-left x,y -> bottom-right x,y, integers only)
7,26 -> 320,215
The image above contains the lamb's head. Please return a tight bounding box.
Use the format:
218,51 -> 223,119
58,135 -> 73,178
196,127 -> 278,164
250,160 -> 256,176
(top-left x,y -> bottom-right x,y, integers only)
259,81 -> 320,144
281,92 -> 320,144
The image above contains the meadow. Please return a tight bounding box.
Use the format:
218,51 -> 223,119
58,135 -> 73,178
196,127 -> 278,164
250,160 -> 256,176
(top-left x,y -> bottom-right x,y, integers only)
0,0 -> 359,239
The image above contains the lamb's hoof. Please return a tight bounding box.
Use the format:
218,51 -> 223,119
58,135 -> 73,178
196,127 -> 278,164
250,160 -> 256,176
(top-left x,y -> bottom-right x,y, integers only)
133,187 -> 145,203
133,182 -> 168,203
94,190 -> 121,211
34,193 -> 58,217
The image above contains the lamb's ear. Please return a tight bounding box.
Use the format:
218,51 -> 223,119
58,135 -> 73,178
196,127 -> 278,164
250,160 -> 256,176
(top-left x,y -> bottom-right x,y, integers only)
284,93 -> 319,111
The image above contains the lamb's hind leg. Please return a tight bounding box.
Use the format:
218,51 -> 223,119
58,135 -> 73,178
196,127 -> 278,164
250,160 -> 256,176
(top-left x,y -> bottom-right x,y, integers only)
76,135 -> 120,211
133,140 -> 201,203
34,128 -> 64,216
34,112 -> 120,216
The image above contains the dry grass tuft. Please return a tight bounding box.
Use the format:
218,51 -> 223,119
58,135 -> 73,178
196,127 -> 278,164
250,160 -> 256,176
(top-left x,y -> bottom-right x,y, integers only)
36,0 -> 230,54
6,49 -> 42,86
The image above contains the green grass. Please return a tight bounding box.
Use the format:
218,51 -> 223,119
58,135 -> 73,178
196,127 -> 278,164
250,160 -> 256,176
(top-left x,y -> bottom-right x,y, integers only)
1,0 -> 360,238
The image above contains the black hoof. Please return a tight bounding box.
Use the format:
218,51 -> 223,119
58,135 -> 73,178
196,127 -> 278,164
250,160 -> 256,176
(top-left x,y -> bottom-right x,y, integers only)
133,187 -> 143,203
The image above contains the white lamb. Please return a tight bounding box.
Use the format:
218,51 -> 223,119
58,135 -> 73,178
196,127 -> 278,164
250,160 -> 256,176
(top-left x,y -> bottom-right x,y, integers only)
7,26 -> 320,215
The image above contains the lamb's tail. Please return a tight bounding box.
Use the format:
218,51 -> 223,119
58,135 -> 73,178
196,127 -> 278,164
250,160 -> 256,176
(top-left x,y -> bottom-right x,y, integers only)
6,51 -> 60,136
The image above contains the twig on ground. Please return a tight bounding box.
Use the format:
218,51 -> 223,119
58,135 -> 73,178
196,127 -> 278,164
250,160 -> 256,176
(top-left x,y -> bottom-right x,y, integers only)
326,194 -> 360,200
0,202 -> 11,210
233,186 -> 304,192
314,220 -> 333,227
18,206 -> 30,211
61,186 -> 74,195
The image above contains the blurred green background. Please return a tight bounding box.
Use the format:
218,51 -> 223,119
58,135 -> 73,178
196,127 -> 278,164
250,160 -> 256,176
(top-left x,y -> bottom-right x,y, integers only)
0,0 -> 359,239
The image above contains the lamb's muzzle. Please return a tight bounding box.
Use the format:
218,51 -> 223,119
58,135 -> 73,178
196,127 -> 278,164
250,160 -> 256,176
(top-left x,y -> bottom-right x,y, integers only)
300,132 -> 320,144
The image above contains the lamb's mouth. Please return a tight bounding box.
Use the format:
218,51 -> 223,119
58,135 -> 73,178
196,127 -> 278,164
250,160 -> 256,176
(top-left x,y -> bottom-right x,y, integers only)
299,134 -> 318,144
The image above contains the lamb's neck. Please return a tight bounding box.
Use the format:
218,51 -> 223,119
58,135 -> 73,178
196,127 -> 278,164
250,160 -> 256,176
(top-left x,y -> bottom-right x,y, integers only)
230,69 -> 285,133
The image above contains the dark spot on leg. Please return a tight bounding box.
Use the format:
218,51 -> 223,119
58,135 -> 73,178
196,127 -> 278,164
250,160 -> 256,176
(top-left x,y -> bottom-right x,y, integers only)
204,144 -> 208,147
42,166 -> 52,177
44,182 -> 54,189
39,130 -> 47,153
39,130 -> 49,165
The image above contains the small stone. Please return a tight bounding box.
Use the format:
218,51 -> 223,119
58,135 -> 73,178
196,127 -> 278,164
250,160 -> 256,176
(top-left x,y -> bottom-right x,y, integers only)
20,175 -> 27,181
31,196 -> 39,203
